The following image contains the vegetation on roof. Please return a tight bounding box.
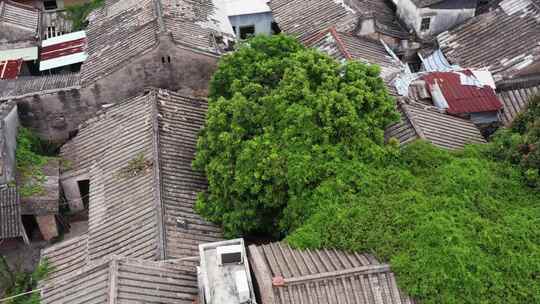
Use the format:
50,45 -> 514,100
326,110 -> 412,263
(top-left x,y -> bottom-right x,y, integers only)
65,0 -> 105,31
488,94 -> 540,189
15,128 -> 51,198
194,35 -> 540,303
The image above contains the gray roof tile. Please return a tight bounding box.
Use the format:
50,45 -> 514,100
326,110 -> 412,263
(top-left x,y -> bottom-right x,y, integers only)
438,0 -> 540,81
0,185 -> 23,239
386,100 -> 486,149
249,242 -> 415,304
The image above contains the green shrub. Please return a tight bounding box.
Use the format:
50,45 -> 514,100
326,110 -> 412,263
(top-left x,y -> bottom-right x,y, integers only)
0,256 -> 51,304
65,0 -> 105,31
16,128 -> 49,197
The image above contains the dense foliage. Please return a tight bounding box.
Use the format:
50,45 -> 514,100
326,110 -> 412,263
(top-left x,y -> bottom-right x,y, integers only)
0,256 -> 50,304
488,95 -> 540,188
193,35 -> 540,303
194,35 -> 398,236
287,141 -> 540,303
65,0 -> 104,31
15,128 -> 50,197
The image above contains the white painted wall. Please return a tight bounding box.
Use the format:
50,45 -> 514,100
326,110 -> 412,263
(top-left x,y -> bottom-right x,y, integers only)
395,0 -> 475,39
229,12 -> 274,37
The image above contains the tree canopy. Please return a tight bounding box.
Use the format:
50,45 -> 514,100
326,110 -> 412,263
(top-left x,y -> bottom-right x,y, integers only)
194,34 -> 398,236
193,35 -> 540,303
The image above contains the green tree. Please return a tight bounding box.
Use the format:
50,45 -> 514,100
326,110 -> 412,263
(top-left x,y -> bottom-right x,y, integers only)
194,35 -> 540,303
193,35 -> 398,237
488,94 -> 540,187
0,256 -> 50,304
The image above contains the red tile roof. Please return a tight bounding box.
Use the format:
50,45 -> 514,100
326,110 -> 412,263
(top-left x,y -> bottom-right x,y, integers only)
0,59 -> 22,80
421,71 -> 503,114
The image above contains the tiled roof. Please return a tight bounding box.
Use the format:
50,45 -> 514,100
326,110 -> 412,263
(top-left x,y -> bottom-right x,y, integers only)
269,0 -> 407,43
438,0 -> 540,81
40,234 -> 89,282
161,0 -> 234,53
420,71 -> 503,114
496,76 -> 540,126
0,73 -> 80,100
0,185 -> 23,239
307,28 -> 402,81
0,0 -> 39,49
385,100 -> 486,149
80,0 -> 159,84
48,89 -> 222,283
40,256 -> 199,304
79,0 -> 233,85
248,242 -> 415,304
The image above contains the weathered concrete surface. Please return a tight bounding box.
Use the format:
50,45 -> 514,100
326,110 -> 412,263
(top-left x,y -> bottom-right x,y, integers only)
16,35 -> 219,143
35,214 -> 58,241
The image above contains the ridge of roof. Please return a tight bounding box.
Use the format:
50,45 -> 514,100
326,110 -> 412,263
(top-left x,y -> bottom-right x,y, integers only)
40,254 -> 200,303
47,88 -> 223,292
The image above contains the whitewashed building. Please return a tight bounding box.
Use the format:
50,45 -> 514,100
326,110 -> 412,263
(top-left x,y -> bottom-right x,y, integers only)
224,0 -> 277,39
393,0 -> 477,39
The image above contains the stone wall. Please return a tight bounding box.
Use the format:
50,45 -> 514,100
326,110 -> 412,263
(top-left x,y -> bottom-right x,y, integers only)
16,34 -> 219,143
0,103 -> 19,184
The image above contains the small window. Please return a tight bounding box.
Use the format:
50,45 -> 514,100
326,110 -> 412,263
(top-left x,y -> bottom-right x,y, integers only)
167,56 -> 171,64
161,57 -> 165,64
232,26 -> 237,35
43,0 -> 58,10
239,25 -> 255,40
420,17 -> 431,31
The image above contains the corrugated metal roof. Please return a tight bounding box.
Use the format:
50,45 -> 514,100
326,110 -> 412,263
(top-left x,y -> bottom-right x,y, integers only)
40,31 -> 88,71
0,46 -> 38,61
421,71 -> 503,114
0,59 -> 22,79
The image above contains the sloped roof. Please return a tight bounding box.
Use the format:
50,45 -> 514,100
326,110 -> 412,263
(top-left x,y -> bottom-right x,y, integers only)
40,234 -> 89,282
0,0 -> 39,49
0,59 -> 22,80
420,71 -> 503,114
385,100 -> 486,149
54,89 -> 222,267
496,75 -> 540,126
0,73 -> 80,100
0,185 -> 23,239
40,256 -> 199,304
248,242 -> 415,304
269,0 -> 407,43
410,0 -> 447,7
438,0 -> 540,81
80,0 -> 234,84
307,28 -> 402,81
80,0 -> 159,84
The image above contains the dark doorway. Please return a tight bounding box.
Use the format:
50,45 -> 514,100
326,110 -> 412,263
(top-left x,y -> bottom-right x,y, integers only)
77,179 -> 90,210
21,215 -> 40,241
